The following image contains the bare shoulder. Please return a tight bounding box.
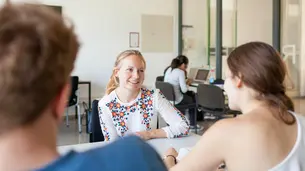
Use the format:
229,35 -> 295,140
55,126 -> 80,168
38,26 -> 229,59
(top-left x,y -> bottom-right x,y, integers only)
207,116 -> 248,133
199,118 -> 239,146
205,114 -> 263,142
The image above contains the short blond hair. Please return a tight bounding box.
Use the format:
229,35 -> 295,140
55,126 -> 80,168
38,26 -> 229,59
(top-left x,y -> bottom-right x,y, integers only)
0,3 -> 79,131
106,50 -> 146,95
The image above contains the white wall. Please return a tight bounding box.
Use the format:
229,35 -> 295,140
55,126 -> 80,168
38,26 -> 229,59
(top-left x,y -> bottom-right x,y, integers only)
5,0 -> 178,100
236,0 -> 273,45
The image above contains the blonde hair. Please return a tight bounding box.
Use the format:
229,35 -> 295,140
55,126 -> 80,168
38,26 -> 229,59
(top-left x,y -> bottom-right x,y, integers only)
106,50 -> 146,95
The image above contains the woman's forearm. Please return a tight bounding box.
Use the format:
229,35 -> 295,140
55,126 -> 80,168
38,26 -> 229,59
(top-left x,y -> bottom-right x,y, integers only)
148,129 -> 167,139
164,156 -> 176,169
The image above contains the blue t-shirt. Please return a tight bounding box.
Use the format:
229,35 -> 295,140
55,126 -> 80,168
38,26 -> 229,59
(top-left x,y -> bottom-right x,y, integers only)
37,136 -> 167,171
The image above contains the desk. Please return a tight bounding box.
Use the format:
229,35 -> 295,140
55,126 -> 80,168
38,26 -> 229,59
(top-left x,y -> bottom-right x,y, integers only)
147,134 -> 200,155
57,134 -> 201,156
189,83 -> 226,96
190,83 -> 224,89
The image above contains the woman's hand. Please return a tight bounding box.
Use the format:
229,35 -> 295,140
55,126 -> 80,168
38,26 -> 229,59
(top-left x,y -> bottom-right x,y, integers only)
186,78 -> 193,85
135,129 -> 167,140
163,148 -> 178,169
165,147 -> 178,157
135,131 -> 152,140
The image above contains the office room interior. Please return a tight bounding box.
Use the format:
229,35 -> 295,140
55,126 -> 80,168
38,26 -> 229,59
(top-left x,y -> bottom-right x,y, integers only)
4,0 -> 305,147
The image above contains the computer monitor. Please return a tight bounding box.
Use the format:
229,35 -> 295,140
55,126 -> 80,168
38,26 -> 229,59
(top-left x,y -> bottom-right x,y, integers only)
188,68 -> 198,79
194,69 -> 210,82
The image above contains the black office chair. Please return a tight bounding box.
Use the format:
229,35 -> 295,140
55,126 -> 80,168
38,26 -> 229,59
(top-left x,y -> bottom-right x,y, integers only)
66,76 -> 82,133
89,99 -> 105,143
197,84 -> 241,120
155,81 -> 198,133
156,76 -> 164,82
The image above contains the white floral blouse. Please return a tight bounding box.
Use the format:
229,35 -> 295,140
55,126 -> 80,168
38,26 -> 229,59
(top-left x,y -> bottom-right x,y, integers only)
98,88 -> 190,141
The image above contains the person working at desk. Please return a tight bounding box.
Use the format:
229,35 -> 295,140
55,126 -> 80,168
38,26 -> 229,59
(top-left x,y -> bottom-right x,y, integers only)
99,50 -> 189,141
164,42 -> 305,171
0,3 -> 167,171
164,55 -> 198,130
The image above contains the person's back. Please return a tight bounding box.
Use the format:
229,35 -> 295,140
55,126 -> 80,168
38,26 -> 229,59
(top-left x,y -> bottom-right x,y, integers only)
164,67 -> 187,104
164,56 -> 197,128
0,2 -> 167,171
221,109 -> 305,171
38,136 -> 167,171
271,113 -> 305,171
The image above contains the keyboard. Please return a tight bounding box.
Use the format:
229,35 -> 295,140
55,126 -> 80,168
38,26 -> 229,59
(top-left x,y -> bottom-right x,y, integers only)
190,83 -> 199,87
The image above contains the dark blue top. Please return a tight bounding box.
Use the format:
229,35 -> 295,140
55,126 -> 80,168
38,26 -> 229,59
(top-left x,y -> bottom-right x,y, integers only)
36,136 -> 167,171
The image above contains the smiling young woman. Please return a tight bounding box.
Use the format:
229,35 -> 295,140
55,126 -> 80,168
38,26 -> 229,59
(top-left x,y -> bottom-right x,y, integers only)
98,50 -> 190,141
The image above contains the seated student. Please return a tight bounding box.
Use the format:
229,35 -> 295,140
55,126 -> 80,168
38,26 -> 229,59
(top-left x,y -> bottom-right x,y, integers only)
99,50 -> 190,141
164,55 -> 198,129
164,60 -> 188,80
164,42 -> 305,171
0,3 -> 167,171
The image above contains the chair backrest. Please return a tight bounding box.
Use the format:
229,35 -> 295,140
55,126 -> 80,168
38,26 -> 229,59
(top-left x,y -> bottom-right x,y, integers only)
156,76 -> 164,82
68,76 -> 79,106
90,99 -> 104,142
211,78 -> 224,85
155,81 -> 175,102
197,84 -> 225,109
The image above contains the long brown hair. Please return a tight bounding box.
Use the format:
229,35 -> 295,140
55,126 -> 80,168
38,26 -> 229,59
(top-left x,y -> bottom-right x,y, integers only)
105,50 -> 146,95
227,42 -> 295,125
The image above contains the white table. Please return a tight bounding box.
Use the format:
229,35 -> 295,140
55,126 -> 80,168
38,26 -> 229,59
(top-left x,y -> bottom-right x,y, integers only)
147,134 -> 201,155
57,134 -> 201,156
